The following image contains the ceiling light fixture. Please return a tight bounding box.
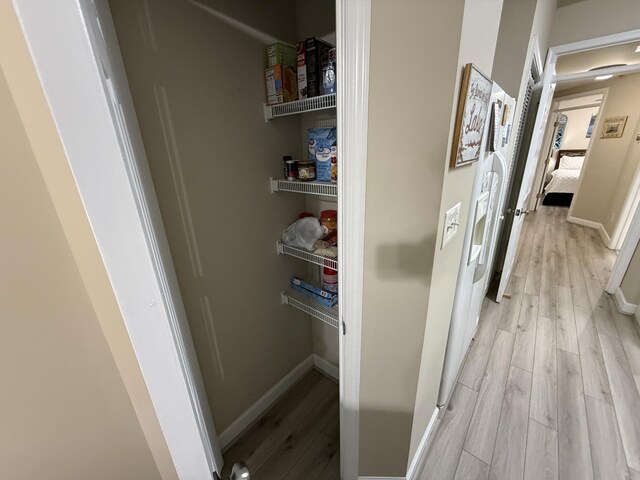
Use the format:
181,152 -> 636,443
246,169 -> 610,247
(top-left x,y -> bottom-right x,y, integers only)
636,45 -> 640,53
588,64 -> 627,82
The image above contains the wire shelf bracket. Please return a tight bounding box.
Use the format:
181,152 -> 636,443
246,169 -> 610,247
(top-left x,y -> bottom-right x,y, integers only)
276,241 -> 337,270
281,290 -> 339,329
270,178 -> 337,198
264,94 -> 336,121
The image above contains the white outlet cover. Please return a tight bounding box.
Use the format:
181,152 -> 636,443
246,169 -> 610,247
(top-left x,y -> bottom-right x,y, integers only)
442,202 -> 461,249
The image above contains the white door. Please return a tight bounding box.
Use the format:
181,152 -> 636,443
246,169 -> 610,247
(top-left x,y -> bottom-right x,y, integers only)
496,76 -> 556,301
79,0 -> 224,474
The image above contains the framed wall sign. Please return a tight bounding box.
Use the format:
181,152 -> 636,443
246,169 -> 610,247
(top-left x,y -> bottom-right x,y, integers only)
450,63 -> 493,168
601,116 -> 627,139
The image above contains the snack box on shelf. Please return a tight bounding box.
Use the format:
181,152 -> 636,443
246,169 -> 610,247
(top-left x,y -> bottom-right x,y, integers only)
266,42 -> 296,68
305,37 -> 334,98
291,277 -> 338,307
265,64 -> 298,105
296,41 -> 308,100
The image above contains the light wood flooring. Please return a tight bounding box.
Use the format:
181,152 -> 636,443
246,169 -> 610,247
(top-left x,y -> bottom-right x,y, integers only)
421,206 -> 640,480
220,369 -> 339,480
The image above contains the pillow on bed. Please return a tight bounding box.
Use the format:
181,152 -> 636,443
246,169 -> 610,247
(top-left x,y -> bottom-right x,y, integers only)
559,155 -> 585,170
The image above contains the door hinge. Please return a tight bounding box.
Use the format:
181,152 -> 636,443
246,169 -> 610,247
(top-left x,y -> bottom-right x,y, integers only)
342,321 -> 346,335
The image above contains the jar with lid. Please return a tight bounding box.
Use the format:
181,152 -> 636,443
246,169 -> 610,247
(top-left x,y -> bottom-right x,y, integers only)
298,161 -> 316,181
320,210 -> 337,237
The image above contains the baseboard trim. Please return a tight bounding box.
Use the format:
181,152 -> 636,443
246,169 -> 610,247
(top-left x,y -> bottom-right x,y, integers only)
218,354 -> 314,449
598,223 -> 612,247
566,215 -> 601,230
613,288 -> 638,315
312,353 -> 339,381
406,407 -> 440,480
566,215 -> 612,248
358,477 -> 405,479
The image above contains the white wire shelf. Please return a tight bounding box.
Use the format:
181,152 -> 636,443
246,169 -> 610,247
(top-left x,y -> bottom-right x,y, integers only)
264,94 -> 336,121
276,241 -> 337,269
270,177 -> 337,198
281,290 -> 339,329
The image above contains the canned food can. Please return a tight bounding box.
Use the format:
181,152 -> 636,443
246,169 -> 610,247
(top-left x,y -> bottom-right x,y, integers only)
284,160 -> 298,181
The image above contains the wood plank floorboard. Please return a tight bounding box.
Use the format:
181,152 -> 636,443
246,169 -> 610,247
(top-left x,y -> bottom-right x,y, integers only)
420,207 -> 639,480
498,275 -> 525,333
557,285 -> 579,355
511,294 -> 538,372
530,315 -> 557,429
459,301 -> 503,391
282,406 -> 340,480
539,225 -> 557,319
584,395 -> 630,480
566,237 -> 591,308
489,366 -> 531,480
454,451 -> 490,480
599,333 -> 640,472
221,369 -> 338,479
422,383 -> 479,480
557,349 -> 594,480
574,305 -> 612,404
464,329 -> 515,464
254,390 -> 338,479
524,419 -> 558,480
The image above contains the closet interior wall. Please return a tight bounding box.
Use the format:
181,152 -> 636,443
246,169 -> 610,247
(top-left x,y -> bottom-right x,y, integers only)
108,0 -> 336,437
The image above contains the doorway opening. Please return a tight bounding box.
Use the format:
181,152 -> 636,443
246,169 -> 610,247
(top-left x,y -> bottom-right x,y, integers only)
492,31 -> 640,306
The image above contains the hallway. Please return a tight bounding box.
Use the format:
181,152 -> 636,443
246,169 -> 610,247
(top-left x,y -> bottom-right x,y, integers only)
421,206 -> 640,480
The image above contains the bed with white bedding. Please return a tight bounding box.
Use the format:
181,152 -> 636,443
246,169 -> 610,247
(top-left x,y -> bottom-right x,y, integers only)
542,149 -> 586,206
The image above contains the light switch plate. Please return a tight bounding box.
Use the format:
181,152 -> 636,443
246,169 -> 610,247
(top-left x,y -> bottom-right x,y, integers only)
442,202 -> 461,249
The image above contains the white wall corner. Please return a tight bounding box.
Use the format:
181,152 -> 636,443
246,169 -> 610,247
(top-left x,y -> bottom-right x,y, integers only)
566,215 -> 603,231
406,408 -> 440,480
312,354 -> 339,381
599,223 -> 612,249
217,355 -> 314,449
613,288 -> 638,316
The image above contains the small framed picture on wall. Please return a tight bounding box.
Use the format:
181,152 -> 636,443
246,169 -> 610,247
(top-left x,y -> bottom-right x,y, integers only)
601,116 -> 628,139
450,63 -> 493,168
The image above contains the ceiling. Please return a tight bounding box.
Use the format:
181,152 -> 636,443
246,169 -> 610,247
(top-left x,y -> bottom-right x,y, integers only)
555,71 -> 640,94
556,41 -> 640,75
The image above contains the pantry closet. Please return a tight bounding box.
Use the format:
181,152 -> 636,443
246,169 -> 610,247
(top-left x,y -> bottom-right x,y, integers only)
106,0 -> 341,477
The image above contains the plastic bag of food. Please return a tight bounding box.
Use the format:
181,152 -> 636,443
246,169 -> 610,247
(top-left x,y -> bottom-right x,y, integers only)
282,217 -> 328,251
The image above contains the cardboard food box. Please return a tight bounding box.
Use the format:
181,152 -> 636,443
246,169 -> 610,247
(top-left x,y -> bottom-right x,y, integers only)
266,42 -> 296,68
305,37 -> 334,97
291,277 -> 338,307
296,41 -> 308,100
265,64 -> 298,105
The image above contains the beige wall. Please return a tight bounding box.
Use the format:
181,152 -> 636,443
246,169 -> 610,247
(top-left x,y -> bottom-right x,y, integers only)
358,0 -> 465,475
491,0 -> 537,98
359,0 -> 559,475
561,106 -> 599,150
621,243 -> 640,305
567,74 -> 640,235
408,0 -> 505,464
550,0 -> 640,47
0,52 -> 164,480
0,1 -> 177,478
108,0 -> 316,434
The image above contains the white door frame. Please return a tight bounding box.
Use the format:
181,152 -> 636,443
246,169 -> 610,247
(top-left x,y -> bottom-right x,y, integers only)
522,29 -> 640,302
609,118 -> 640,251
13,0 -> 370,478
